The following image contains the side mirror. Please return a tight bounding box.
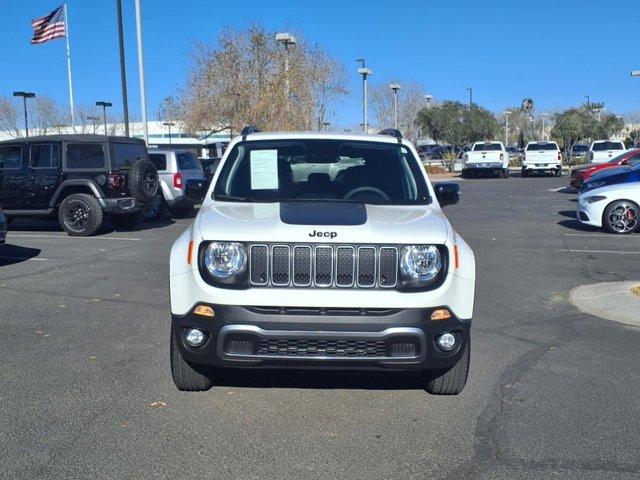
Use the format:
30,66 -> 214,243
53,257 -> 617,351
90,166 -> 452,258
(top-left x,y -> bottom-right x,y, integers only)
621,159 -> 629,165
434,182 -> 460,207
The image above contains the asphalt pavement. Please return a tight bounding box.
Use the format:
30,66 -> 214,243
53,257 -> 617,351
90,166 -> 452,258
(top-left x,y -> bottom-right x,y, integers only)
1,173 -> 639,479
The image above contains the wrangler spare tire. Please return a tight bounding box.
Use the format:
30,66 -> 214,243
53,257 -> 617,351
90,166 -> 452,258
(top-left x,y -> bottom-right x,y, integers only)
129,159 -> 158,203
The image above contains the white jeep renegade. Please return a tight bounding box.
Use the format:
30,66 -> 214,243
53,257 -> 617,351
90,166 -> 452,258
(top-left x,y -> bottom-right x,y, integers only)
169,129 -> 476,395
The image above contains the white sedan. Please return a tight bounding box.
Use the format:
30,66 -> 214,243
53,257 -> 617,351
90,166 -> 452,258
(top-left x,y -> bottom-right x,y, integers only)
577,182 -> 640,233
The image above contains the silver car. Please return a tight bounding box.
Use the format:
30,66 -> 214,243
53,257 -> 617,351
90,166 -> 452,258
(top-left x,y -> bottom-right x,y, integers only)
147,150 -> 207,219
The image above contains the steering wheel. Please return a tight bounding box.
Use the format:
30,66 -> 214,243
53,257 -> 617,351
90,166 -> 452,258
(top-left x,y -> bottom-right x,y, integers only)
344,186 -> 390,201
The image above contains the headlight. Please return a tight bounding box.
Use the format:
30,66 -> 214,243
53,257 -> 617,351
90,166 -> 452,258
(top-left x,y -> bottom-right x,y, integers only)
584,195 -> 607,203
399,245 -> 443,289
204,242 -> 246,277
199,241 -> 248,287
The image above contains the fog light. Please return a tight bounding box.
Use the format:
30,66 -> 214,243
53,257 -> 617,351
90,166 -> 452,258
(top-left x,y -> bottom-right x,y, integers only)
430,308 -> 451,321
185,328 -> 206,347
436,333 -> 457,351
194,305 -> 215,317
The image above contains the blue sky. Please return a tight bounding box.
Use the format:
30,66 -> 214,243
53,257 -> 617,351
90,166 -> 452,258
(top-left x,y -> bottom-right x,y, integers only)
2,0 -> 639,126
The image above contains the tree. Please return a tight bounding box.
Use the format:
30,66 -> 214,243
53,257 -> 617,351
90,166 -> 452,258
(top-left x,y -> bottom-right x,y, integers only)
31,95 -> 65,135
0,95 -> 22,138
550,108 -> 595,161
172,25 -> 348,134
369,81 -> 427,141
416,101 -> 499,146
624,129 -> 640,148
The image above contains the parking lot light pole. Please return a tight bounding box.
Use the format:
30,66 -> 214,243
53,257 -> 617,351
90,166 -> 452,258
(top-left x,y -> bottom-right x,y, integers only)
95,101 -> 112,134
275,32 -> 297,124
322,122 -> 330,131
466,87 -> 473,109
389,83 -> 401,129
116,0 -> 130,137
13,91 -> 35,138
357,59 -> 372,133
86,116 -> 99,134
504,110 -> 512,146
424,94 -> 433,108
584,95 -> 590,109
540,112 -> 548,139
163,122 -> 175,145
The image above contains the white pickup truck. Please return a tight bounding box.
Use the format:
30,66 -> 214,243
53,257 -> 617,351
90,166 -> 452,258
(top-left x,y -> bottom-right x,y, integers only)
521,141 -> 562,177
587,140 -> 626,164
462,141 -> 509,178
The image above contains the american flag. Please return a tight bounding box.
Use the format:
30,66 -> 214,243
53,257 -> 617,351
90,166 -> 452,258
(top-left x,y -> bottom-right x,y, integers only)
31,5 -> 66,45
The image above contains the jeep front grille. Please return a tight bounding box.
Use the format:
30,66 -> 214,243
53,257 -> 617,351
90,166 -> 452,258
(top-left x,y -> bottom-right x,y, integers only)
249,243 -> 399,289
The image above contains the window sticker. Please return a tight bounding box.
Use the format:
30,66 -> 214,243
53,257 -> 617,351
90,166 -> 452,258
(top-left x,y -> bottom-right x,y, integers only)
250,149 -> 278,190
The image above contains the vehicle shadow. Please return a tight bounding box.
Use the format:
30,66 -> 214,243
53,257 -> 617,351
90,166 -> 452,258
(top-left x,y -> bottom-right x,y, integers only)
213,368 -> 425,390
0,244 -> 42,267
558,210 -> 578,219
7,219 -> 63,233
557,219 -> 599,232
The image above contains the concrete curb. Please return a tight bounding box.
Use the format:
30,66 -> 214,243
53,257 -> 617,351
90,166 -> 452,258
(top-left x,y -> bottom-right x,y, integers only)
570,281 -> 640,327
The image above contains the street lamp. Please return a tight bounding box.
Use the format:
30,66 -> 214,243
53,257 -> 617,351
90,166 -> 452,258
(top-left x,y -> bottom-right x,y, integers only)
163,122 -> 175,145
540,112 -> 548,139
322,121 -> 330,132
389,83 -> 401,129
357,59 -> 373,133
276,32 -> 297,124
504,110 -> 512,147
466,87 -> 473,109
95,101 -> 112,135
13,91 -> 35,137
424,94 -> 433,108
584,95 -> 590,109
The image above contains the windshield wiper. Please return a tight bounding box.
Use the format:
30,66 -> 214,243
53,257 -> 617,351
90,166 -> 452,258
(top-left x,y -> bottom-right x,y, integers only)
214,194 -> 257,202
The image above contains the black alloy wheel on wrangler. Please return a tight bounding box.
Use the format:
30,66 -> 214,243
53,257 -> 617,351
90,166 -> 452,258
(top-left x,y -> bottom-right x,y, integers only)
129,159 -> 159,203
58,194 -> 104,237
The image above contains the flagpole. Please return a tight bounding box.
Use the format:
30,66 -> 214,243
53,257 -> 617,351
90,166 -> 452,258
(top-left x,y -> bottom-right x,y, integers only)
64,3 -> 75,126
134,0 -> 149,144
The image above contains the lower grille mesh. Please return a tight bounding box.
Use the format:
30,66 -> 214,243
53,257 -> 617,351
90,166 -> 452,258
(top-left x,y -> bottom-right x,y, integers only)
256,338 -> 388,357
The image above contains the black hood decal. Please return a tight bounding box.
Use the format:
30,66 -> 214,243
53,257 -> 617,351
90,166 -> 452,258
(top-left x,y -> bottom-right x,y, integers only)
280,202 -> 367,226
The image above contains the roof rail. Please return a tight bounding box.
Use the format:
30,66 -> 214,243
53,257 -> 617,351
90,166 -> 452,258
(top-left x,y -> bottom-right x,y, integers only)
378,128 -> 403,142
241,125 -> 261,140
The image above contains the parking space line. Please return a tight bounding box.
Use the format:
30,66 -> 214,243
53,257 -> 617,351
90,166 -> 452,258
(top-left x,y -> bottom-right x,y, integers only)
557,248 -> 640,255
7,234 -> 141,241
0,256 -> 47,262
563,233 -> 640,239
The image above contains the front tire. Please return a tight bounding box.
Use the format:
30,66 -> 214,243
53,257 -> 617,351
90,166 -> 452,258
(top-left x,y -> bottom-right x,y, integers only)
555,168 -> 563,177
58,194 -> 104,237
603,200 -> 639,234
423,337 -> 470,395
170,325 -> 214,391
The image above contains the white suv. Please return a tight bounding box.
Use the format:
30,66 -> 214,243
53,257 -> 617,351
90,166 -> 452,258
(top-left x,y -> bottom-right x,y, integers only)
147,150 -> 207,218
169,129 -> 476,395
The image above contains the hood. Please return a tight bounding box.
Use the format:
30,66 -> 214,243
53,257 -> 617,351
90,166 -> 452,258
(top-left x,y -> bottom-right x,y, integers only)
583,170 -> 640,192
196,201 -> 449,245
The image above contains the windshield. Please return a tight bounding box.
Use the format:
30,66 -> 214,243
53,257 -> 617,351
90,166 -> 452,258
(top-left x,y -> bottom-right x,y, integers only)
526,142 -> 558,151
213,139 -> 430,205
592,141 -> 624,151
473,143 -> 502,151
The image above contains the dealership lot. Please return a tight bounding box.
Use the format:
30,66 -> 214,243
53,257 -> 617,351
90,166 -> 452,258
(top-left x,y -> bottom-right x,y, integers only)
1,175 -> 639,480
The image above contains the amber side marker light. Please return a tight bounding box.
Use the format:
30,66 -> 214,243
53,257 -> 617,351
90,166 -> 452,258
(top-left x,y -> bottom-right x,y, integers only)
454,244 -> 460,269
187,241 -> 194,266
431,309 -> 452,321
194,305 -> 215,317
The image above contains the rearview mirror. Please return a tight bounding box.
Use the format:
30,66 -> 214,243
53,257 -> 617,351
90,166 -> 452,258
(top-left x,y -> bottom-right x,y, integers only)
434,182 -> 460,207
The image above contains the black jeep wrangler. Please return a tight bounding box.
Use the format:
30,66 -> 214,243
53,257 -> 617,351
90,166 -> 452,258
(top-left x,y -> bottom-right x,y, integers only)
0,135 -> 158,236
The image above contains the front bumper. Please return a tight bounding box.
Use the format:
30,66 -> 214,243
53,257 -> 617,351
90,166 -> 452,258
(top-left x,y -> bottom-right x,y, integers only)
577,198 -> 605,227
172,304 -> 470,371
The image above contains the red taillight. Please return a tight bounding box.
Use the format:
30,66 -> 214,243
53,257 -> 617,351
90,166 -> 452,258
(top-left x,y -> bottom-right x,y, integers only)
500,153 -> 504,161
173,172 -> 183,189
107,174 -> 124,189
557,152 -> 562,161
